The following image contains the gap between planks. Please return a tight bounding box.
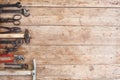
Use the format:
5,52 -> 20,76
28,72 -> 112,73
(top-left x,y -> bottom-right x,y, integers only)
23,5 -> 120,8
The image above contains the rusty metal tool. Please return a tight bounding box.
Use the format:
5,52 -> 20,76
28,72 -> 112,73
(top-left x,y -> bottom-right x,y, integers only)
0,26 -> 21,33
0,8 -> 30,17
0,14 -> 22,25
0,46 -> 18,54
0,59 -> 36,80
5,63 -> 28,69
0,39 -> 23,47
0,2 -> 22,8
3,47 -> 18,54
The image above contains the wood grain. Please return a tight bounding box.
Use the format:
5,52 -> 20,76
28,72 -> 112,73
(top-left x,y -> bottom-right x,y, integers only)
36,65 -> 120,80
18,26 -> 120,45
0,0 -> 120,80
1,0 -> 120,7
20,45 -> 119,65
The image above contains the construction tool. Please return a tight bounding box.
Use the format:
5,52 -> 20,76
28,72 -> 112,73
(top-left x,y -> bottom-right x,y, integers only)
0,8 -> 30,17
0,59 -> 36,80
0,2 -> 22,8
0,39 -> 23,47
5,63 -> 28,69
0,29 -> 30,44
0,54 -> 24,63
0,26 -> 21,33
0,14 -> 22,25
2,47 -> 18,54
0,45 -> 18,54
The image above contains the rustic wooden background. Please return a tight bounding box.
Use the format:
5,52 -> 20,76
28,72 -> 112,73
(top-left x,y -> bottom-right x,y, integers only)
1,0 -> 120,80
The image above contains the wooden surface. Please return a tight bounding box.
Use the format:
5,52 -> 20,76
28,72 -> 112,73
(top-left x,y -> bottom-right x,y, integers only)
1,0 -> 120,80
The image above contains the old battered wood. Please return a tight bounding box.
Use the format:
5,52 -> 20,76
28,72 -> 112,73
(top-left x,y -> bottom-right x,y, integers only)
0,0 -> 120,80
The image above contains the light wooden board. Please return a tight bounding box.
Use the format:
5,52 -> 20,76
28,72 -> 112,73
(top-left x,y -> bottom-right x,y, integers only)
0,0 -> 120,80
1,8 -> 120,26
20,46 -> 119,65
36,65 -> 120,79
18,26 -> 120,45
1,0 -> 120,7
0,76 -> 31,80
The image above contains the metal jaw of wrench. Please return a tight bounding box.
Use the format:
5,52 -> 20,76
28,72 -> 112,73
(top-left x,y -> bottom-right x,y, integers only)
0,54 -> 24,63
0,14 -> 22,25
0,2 -> 22,8
0,26 -> 22,33
0,29 -> 31,44
0,59 -> 36,80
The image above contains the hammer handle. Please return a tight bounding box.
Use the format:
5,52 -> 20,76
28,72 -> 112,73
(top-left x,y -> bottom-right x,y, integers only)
0,34 -> 24,38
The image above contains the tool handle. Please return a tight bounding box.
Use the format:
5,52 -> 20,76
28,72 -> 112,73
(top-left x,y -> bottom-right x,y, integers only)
0,60 -> 14,63
5,64 -> 28,69
0,54 -> 14,57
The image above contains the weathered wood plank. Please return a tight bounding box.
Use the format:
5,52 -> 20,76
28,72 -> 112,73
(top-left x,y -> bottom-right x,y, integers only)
22,46 -> 117,55
0,0 -> 119,80
21,46 -> 120,65
18,26 -> 120,45
36,65 -> 120,80
28,54 -> 118,65
1,0 -> 120,7
1,65 -> 120,80
1,8 -> 120,26
37,77 -> 120,80
0,76 -> 31,80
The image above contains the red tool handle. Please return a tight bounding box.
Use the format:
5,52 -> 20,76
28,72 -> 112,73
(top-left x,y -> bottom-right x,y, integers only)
0,59 -> 14,63
0,53 -> 14,63
0,53 -> 14,57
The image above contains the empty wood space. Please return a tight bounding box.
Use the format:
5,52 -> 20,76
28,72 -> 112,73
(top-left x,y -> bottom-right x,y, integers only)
1,0 -> 120,80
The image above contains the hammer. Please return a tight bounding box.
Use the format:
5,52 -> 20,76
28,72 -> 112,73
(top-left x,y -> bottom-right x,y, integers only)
0,59 -> 36,80
0,29 -> 30,44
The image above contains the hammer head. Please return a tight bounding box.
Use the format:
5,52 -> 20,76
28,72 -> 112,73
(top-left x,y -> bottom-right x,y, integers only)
24,29 -> 31,44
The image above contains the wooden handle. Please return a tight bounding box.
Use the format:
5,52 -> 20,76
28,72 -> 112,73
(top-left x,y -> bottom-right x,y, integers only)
0,34 -> 24,38
0,71 -> 31,76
